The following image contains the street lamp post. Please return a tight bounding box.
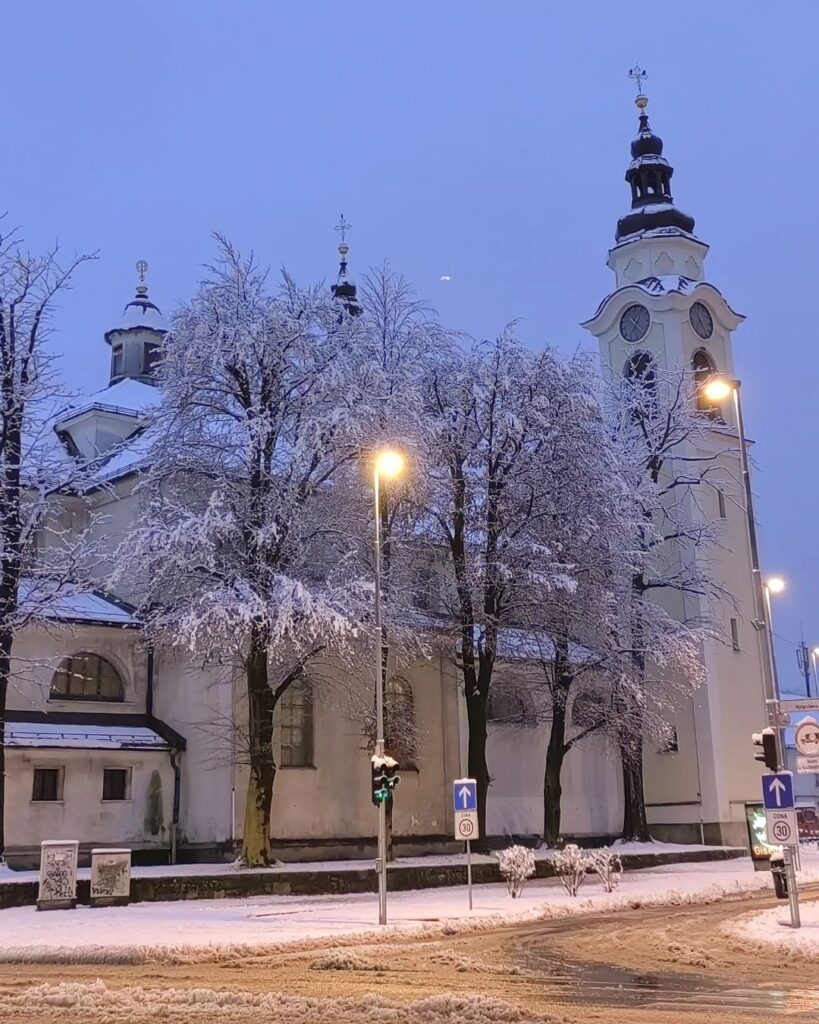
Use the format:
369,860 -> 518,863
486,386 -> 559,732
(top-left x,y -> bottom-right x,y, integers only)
703,379 -> 779,731
372,449 -> 404,926
703,375 -> 799,926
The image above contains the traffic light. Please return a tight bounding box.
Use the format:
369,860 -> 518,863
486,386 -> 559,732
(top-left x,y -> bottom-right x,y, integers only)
370,755 -> 400,805
753,728 -> 779,772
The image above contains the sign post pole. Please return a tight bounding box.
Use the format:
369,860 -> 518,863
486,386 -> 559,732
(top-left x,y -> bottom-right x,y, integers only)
453,778 -> 478,911
466,839 -> 473,910
762,771 -> 800,927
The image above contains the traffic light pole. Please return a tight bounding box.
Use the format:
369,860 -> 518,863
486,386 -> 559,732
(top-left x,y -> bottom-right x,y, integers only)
373,467 -> 388,927
732,382 -> 800,926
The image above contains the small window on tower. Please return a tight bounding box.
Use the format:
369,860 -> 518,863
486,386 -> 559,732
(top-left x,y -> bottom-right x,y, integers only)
717,489 -> 727,519
730,618 -> 740,652
112,345 -> 124,378
658,729 -> 679,755
693,349 -> 720,418
143,342 -> 161,376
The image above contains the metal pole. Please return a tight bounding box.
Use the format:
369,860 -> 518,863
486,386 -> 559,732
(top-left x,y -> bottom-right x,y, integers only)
373,466 -> 388,926
733,386 -> 777,734
732,384 -> 800,927
466,839 -> 473,911
763,583 -> 801,925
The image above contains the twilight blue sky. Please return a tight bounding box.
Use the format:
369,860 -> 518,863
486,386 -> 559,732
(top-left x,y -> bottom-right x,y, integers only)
3,2 -> 817,691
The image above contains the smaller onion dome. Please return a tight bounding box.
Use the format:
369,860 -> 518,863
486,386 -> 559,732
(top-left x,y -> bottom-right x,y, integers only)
330,215 -> 361,315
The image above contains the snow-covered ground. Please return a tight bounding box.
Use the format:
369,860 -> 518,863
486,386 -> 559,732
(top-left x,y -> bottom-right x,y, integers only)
1,851 -> 817,963
726,897 -> 819,960
0,839 -> 739,886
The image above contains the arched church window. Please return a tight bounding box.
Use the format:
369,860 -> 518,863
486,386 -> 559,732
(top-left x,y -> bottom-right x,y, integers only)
624,351 -> 657,421
385,675 -> 417,767
624,351 -> 656,392
487,685 -> 535,727
692,348 -> 720,418
278,675 -> 314,767
50,653 -> 125,702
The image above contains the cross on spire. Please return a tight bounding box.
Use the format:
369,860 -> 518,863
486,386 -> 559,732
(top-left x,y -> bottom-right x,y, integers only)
628,64 -> 648,95
136,259 -> 148,283
334,214 -> 351,245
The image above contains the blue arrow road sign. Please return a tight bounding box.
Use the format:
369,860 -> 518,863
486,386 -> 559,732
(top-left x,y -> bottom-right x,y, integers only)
762,772 -> 795,811
453,778 -> 477,812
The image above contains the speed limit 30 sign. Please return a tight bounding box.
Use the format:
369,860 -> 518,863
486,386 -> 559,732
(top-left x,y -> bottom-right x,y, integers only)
453,778 -> 480,841
766,809 -> 798,846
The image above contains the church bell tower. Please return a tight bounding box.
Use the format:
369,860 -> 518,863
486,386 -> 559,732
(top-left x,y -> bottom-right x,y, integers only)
582,68 -> 769,847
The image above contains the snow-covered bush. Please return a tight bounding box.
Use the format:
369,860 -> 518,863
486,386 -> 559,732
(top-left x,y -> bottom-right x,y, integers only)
589,846 -> 622,893
552,843 -> 589,897
495,844 -> 536,898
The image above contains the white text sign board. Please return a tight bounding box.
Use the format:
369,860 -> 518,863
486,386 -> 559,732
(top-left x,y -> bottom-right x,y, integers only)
766,808 -> 799,846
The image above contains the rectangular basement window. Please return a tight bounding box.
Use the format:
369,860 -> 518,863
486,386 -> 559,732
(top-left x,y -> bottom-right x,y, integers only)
102,767 -> 132,802
32,767 -> 64,802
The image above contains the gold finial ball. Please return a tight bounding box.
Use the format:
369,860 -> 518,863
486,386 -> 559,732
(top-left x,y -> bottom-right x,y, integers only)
635,94 -> 649,111
338,243 -> 350,256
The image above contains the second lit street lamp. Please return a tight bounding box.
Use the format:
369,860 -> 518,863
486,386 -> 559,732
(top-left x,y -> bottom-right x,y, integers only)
372,448 -> 405,926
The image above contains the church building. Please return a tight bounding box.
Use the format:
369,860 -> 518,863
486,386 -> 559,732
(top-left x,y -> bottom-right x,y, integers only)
1,82 -> 769,865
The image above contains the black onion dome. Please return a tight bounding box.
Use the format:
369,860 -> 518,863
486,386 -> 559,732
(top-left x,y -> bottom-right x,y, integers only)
616,104 -> 695,242
631,114 -> 663,157
331,243 -> 361,315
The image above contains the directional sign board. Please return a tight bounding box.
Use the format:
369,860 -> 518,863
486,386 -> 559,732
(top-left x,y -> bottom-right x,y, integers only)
762,772 -> 794,811
779,698 -> 819,714
761,772 -> 798,847
453,778 -> 479,841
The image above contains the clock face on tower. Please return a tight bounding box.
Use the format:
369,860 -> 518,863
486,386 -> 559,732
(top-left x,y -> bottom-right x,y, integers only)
690,301 -> 714,340
619,304 -> 650,343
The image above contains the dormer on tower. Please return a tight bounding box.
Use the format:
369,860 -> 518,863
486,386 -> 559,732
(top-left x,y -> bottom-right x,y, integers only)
104,260 -> 167,386
330,214 -> 361,316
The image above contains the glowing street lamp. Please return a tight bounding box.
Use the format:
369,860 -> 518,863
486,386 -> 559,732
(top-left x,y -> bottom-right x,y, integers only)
765,576 -> 786,595
372,448 -> 405,926
701,376 -> 734,404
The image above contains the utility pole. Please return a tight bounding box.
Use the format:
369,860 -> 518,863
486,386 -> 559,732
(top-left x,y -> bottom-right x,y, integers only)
796,642 -> 813,698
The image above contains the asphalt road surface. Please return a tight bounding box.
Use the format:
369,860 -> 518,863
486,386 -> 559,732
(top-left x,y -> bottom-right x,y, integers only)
0,887 -> 817,1023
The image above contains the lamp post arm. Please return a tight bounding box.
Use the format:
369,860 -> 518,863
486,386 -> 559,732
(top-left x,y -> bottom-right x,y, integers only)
732,383 -> 783,765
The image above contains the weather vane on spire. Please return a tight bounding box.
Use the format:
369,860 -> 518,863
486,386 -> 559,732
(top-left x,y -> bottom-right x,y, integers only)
334,214 -> 351,246
628,64 -> 648,95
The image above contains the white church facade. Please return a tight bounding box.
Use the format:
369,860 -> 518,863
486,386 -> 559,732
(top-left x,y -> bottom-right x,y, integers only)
2,90 -> 769,866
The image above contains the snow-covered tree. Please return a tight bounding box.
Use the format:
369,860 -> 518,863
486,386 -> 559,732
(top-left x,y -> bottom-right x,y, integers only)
415,332 -> 592,844
607,361 -> 729,841
0,233 -> 96,859
337,264 -> 453,859
126,237 -> 376,866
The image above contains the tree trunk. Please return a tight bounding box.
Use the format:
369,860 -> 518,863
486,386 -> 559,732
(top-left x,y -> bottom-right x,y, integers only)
242,625 -> 276,866
620,733 -> 650,841
465,676 -> 490,851
543,698 -> 568,847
